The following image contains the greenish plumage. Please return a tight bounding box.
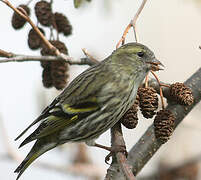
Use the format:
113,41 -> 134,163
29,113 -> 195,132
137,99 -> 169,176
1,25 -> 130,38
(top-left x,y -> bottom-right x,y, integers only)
14,43 -> 162,179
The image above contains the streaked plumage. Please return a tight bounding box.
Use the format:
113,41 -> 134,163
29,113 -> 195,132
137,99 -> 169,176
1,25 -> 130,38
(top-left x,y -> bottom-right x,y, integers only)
14,43 -> 162,179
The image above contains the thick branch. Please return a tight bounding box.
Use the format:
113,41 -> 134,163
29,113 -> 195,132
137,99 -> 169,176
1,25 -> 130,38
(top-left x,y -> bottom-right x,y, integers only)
105,123 -> 136,180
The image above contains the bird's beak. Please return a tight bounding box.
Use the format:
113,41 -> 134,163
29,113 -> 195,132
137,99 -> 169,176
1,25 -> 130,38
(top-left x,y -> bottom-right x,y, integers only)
146,58 -> 164,71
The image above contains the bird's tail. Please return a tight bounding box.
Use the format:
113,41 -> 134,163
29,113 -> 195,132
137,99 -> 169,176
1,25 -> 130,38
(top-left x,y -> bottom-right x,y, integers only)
14,137 -> 57,180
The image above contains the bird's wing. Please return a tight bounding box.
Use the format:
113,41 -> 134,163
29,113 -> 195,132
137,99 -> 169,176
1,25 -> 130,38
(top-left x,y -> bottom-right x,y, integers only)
17,62 -> 113,147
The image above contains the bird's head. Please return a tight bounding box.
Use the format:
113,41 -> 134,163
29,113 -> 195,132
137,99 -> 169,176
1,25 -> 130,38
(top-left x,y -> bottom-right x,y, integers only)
114,43 -> 164,71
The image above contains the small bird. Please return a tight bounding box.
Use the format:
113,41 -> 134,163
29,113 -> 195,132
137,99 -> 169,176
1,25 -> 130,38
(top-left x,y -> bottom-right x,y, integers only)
14,43 -> 163,179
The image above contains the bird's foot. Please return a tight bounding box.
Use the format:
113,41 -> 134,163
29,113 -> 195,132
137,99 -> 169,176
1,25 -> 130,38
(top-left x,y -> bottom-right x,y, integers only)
94,143 -> 128,164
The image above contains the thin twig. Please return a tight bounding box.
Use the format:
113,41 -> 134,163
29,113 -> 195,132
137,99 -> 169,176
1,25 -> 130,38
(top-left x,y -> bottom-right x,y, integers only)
151,71 -> 165,109
82,48 -> 99,64
144,73 -> 149,88
0,53 -> 97,66
131,0 -> 148,43
116,0 -> 148,48
116,24 -> 132,49
0,49 -> 14,58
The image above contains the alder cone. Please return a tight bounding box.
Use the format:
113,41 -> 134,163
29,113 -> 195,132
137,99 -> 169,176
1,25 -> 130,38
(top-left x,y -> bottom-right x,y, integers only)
42,65 -> 53,88
170,82 -> 194,106
121,95 -> 139,129
11,5 -> 30,29
154,109 -> 175,144
54,12 -> 72,36
138,87 -> 158,119
28,28 -> 45,50
40,40 -> 69,90
35,1 -> 53,26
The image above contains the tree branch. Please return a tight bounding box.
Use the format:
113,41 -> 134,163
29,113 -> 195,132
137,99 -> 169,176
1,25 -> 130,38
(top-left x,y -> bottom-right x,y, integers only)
131,0 -> 148,43
0,52 -> 96,66
116,0 -> 148,48
0,49 -> 13,58
105,123 -> 136,180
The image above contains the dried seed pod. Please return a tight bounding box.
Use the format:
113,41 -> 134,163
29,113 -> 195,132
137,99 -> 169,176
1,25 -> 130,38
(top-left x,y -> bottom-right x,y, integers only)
138,87 -> 158,119
41,40 -> 69,90
170,82 -> 194,106
54,12 -> 72,36
11,5 -> 30,29
50,41 -> 69,90
42,65 -> 53,88
154,109 -> 175,144
28,28 -> 45,50
40,61 -> 50,68
121,95 -> 139,129
51,64 -> 69,90
35,1 -> 52,26
41,40 -> 68,56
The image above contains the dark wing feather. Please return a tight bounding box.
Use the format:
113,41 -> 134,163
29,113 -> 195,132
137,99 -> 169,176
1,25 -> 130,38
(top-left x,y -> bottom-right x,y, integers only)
15,98 -> 60,141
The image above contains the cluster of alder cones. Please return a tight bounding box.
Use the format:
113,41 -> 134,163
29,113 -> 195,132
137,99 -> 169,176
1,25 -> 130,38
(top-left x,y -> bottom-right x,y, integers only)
121,82 -> 194,144
11,1 -> 73,90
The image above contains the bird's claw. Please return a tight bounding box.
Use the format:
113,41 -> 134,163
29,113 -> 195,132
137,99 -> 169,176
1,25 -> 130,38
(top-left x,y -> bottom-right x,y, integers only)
105,145 -> 128,165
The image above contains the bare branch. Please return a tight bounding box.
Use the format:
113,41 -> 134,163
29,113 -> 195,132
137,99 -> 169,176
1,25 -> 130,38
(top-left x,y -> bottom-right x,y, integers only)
0,49 -> 14,58
0,53 -> 97,66
105,123 -> 136,180
116,0 -> 148,48
82,48 -> 99,64
131,0 -> 148,42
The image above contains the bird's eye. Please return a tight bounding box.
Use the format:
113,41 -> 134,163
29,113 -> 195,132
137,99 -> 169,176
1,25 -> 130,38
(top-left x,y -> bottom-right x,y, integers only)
137,51 -> 144,57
